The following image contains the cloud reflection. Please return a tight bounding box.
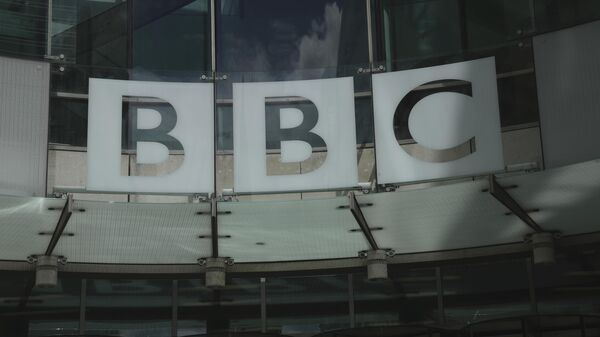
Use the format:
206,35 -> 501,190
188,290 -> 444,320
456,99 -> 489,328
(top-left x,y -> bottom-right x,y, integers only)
222,2 -> 343,81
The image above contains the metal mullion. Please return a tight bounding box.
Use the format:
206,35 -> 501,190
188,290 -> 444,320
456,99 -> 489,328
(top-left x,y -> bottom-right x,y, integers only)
46,0 -> 52,56
436,267 -> 445,324
79,278 -> 87,335
172,280 -> 178,337
527,257 -> 538,315
348,274 -> 355,328
528,0 -> 537,34
363,0 -> 381,192
210,0 -> 216,73
45,194 -> 73,256
260,277 -> 267,333
209,0 -> 220,259
365,0 -> 374,66
348,192 -> 379,250
126,0 -> 134,71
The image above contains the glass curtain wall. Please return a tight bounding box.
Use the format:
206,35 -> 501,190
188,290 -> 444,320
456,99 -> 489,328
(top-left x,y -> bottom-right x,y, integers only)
38,0 -> 600,198
0,0 -> 47,58
0,272 -> 80,336
374,0 -> 539,135
0,0 -> 600,335
1,252 -> 600,335
178,277 -> 262,335
84,279 -> 172,336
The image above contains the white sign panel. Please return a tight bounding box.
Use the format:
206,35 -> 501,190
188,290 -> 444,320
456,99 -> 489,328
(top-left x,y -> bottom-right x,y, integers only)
233,77 -> 359,193
87,79 -> 214,193
372,57 -> 504,184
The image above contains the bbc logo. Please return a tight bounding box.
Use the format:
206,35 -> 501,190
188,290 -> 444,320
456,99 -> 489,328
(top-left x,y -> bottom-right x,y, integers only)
87,57 -> 503,194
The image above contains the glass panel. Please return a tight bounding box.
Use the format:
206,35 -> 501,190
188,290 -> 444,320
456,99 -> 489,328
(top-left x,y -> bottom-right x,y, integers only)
216,0 -> 368,78
217,197 -> 369,262
26,276 -> 81,336
534,244 -> 600,314
376,0 -> 463,67
0,0 -> 47,58
0,196 -> 65,260
51,0 -> 128,67
85,279 -> 172,336
358,180 -> 528,254
534,0 -> 600,33
354,267 -> 438,326
86,320 -> 172,337
51,63 -> 129,94
49,0 -> 212,153
28,320 -> 79,336
178,277 -> 261,334
465,0 -> 534,49
53,200 -> 211,264
466,317 -> 525,337
0,272 -> 33,336
374,0 -> 540,129
584,316 -> 600,337
443,259 -> 531,325
537,316 -> 584,337
131,0 -> 211,81
266,275 -> 349,335
496,72 -> 539,127
178,319 -> 207,336
49,97 -> 87,147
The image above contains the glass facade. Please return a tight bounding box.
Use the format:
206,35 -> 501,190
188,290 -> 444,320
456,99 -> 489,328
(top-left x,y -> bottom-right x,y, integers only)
0,0 -> 600,336
2,247 -> 600,336
39,0 -> 586,200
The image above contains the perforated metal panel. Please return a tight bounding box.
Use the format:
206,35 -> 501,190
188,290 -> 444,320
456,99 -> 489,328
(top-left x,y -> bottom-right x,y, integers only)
534,21 -> 600,168
358,180 -> 528,254
53,200 -> 212,264
0,195 -> 64,260
500,159 -> 600,235
218,196 -> 370,262
0,56 -> 49,197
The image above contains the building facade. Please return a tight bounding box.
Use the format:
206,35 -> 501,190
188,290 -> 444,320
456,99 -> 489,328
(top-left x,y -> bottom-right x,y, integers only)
0,0 -> 600,336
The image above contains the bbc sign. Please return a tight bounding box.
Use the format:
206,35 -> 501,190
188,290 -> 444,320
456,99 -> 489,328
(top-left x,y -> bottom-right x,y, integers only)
87,58 -> 503,194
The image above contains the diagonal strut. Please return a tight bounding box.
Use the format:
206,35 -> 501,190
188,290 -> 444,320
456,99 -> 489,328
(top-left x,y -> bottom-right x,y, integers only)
489,175 -> 543,233
348,192 -> 379,250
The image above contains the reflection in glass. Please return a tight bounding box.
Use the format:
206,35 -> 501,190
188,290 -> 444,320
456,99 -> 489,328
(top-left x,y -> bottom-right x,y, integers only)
465,0 -> 533,49
534,244 -> 600,314
217,0 -> 368,80
131,0 -> 211,81
178,277 -> 262,334
85,279 -> 172,336
266,275 -> 350,335
534,0 -> 600,33
49,98 -> 87,147
354,267 -> 438,326
376,0 -> 540,129
376,0 -> 463,70
52,0 -> 128,67
0,0 -> 47,58
443,259 -> 531,325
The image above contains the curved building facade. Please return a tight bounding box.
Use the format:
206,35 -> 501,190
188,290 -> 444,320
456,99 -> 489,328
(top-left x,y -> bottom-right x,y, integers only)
1,0 -> 600,336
